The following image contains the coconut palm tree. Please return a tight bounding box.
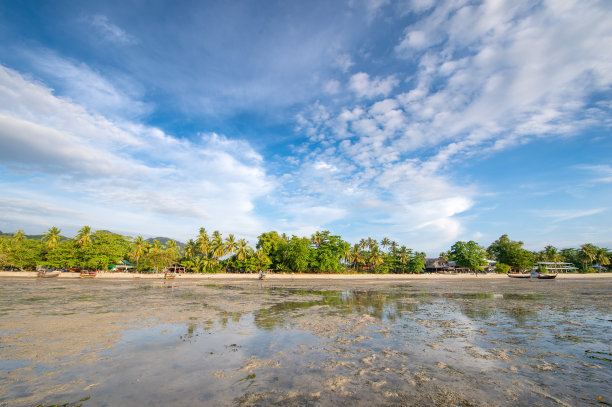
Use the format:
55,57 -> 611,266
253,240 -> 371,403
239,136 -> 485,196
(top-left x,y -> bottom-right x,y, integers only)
349,244 -> 364,271
235,239 -> 251,262
311,231 -> 323,248
200,256 -> 218,273
595,247 -> 610,271
399,246 -> 410,272
381,237 -> 391,252
369,247 -> 384,269
579,243 -> 597,269
43,226 -> 61,250
253,249 -> 270,273
359,238 -> 367,250
390,241 -> 398,254
366,237 -> 377,251
197,228 -> 209,257
211,239 -> 226,260
75,226 -> 93,248
184,239 -> 197,260
225,234 -> 237,257
130,236 -> 147,268
166,239 -> 180,261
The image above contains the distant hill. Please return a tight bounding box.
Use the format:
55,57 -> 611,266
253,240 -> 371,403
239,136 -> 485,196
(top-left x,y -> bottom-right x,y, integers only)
1,230 -> 184,247
145,237 -> 186,248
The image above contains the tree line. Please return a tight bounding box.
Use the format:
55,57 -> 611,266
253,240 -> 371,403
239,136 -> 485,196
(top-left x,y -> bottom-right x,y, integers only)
0,228 -> 609,273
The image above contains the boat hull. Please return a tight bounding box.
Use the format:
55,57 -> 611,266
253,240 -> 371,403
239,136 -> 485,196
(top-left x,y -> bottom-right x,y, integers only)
37,271 -> 60,278
507,273 -> 531,278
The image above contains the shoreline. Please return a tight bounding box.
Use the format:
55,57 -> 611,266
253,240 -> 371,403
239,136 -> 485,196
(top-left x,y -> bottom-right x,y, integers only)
2,271 -> 611,280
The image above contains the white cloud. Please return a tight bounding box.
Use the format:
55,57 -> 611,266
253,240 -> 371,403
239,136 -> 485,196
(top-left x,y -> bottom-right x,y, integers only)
324,79 -> 341,94
349,72 -> 399,99
0,64 -> 273,239
90,15 -> 138,44
531,208 -> 606,223
333,53 -> 354,73
289,0 -> 612,251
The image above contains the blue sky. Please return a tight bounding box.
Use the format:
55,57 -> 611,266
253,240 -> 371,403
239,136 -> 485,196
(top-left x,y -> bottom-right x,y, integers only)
0,0 -> 610,255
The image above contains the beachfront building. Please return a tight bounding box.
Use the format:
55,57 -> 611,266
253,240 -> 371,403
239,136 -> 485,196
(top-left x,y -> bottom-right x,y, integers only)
164,263 -> 186,274
425,258 -> 496,273
425,258 -> 451,273
535,262 -> 578,273
109,259 -> 134,272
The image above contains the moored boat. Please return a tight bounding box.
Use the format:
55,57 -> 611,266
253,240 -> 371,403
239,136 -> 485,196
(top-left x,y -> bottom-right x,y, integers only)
80,270 -> 97,278
37,270 -> 61,278
537,273 -> 557,279
163,272 -> 176,279
507,272 -> 531,278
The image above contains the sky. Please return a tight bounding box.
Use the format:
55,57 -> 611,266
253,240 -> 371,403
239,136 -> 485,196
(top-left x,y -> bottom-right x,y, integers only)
0,0 -> 611,255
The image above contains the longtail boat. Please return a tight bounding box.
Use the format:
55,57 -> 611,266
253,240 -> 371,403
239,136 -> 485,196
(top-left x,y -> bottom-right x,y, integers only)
37,270 -> 61,278
537,273 -> 557,279
507,272 -> 531,278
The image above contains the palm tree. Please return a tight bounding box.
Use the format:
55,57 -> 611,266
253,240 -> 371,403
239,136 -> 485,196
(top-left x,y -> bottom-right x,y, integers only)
369,247 -> 384,269
211,239 -> 226,260
381,237 -> 391,252
311,231 -> 323,248
595,247 -> 610,271
75,226 -> 93,248
197,228 -> 209,257
130,236 -> 147,268
184,239 -> 197,260
225,234 -> 237,257
253,249 -> 270,273
349,244 -> 364,271
166,239 -> 180,261
43,226 -> 61,249
366,237 -> 377,251
340,242 -> 351,269
236,239 -> 251,262
580,243 -> 597,270
200,256 -> 218,273
399,246 -> 410,272
390,241 -> 398,254
359,238 -> 367,250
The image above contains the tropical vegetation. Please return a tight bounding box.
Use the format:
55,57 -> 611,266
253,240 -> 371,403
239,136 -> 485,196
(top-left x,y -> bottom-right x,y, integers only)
0,228 -> 609,274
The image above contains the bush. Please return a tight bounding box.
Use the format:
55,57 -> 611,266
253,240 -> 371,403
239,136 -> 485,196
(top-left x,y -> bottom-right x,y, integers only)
495,263 -> 510,274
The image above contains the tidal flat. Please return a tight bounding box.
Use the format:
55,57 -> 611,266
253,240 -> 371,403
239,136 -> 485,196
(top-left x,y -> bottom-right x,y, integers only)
0,277 -> 610,406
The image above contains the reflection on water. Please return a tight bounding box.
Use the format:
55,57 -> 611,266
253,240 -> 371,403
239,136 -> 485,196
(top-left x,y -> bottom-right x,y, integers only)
0,277 -> 611,406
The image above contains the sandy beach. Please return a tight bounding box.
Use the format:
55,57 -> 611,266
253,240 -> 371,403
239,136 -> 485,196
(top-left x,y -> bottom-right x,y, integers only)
2,270 -> 611,280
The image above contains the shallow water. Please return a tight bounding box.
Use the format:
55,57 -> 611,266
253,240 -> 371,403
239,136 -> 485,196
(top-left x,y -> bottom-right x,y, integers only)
0,277 -> 610,406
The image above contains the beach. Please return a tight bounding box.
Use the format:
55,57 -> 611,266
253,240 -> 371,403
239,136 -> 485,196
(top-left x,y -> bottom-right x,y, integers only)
1,274 -> 610,406
2,271 -> 612,280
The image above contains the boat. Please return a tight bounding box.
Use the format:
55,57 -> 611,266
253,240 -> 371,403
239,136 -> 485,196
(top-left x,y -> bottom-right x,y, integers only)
163,272 -> 176,279
80,270 -> 97,278
37,269 -> 61,278
537,273 -> 557,279
507,272 -> 531,278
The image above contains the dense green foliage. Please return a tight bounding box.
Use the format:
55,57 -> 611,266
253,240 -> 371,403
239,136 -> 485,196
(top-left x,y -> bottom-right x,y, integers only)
0,228 -> 609,274
449,241 -> 487,271
487,234 -> 535,271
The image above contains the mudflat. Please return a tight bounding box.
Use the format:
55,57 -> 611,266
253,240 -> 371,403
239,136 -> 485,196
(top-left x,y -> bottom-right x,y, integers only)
0,276 -> 610,406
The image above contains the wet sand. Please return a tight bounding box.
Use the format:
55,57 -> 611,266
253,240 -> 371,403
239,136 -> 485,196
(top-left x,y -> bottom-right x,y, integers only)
1,276 -> 610,406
